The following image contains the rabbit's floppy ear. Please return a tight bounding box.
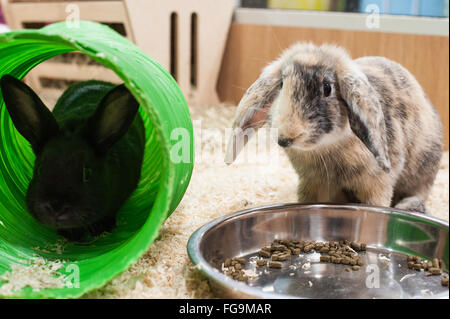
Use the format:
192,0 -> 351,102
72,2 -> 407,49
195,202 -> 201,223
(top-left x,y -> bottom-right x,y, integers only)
338,70 -> 391,172
0,75 -> 59,153
86,84 -> 139,153
225,63 -> 282,164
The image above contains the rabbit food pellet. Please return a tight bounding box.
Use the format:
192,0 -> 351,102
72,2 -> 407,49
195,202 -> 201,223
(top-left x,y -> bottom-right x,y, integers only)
256,259 -> 267,267
222,239 -> 368,282
405,255 -> 448,288
269,261 -> 283,269
442,275 -> 449,287
222,240 -> 449,290
258,249 -> 271,258
222,257 -> 249,283
406,255 -> 445,275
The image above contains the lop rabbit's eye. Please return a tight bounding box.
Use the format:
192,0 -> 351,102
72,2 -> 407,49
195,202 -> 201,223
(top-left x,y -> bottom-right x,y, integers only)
280,81 -> 284,89
83,166 -> 92,183
323,80 -> 332,97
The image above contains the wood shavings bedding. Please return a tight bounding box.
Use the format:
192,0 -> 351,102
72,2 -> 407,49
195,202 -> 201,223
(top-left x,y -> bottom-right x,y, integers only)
0,258 -> 66,296
83,104 -> 448,299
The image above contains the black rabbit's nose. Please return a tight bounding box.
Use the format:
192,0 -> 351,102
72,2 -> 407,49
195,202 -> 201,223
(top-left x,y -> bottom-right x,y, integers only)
42,201 -> 70,215
57,213 -> 71,222
40,202 -> 54,214
278,138 -> 294,148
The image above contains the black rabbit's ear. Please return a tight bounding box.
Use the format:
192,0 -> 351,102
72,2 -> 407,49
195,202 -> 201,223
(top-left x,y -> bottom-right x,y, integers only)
86,84 -> 139,153
0,75 -> 59,153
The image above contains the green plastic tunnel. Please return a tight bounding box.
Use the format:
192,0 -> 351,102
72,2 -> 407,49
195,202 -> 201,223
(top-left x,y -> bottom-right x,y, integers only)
0,21 -> 194,298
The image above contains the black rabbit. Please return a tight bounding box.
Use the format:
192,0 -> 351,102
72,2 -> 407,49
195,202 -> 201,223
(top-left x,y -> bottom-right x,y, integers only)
0,75 -> 145,241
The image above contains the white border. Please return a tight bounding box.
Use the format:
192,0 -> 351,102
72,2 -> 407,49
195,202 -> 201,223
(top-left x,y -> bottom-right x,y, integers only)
233,8 -> 449,36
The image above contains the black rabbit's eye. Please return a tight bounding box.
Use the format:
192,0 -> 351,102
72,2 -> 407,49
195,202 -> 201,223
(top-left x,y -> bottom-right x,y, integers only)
323,81 -> 332,97
83,166 -> 92,183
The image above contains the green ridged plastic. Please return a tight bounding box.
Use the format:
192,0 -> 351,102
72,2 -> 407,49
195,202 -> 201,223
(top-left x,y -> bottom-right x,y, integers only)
0,21 -> 194,298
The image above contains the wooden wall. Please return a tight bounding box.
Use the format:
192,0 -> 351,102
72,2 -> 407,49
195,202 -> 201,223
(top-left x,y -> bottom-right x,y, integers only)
217,24 -> 449,150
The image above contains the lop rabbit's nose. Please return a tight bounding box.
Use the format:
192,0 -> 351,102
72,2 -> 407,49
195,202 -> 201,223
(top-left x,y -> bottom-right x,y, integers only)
278,138 -> 294,148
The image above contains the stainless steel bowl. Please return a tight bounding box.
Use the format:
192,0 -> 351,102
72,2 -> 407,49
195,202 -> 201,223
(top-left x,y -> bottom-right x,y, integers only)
187,204 -> 449,299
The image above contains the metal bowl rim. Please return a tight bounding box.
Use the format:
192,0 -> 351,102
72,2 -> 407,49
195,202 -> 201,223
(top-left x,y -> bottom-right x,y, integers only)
187,203 -> 449,299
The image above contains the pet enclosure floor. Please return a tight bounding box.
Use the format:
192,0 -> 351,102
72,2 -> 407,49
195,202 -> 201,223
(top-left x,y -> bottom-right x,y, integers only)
82,104 -> 449,299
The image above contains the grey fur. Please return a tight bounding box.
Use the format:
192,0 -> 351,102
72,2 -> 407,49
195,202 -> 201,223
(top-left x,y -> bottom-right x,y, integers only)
226,43 -> 443,213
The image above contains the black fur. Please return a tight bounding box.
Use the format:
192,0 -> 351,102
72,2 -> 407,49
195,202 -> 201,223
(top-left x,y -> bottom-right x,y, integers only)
0,75 -> 145,241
